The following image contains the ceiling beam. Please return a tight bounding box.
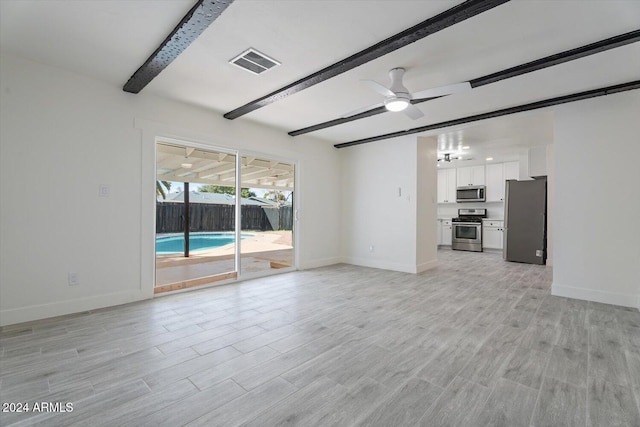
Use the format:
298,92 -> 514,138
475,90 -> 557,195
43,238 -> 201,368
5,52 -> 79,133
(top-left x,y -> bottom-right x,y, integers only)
469,29 -> 640,88
198,163 -> 236,179
123,0 -> 234,93
223,0 -> 510,120
334,80 -> 640,148
288,97 -> 440,137
154,174 -> 291,190
289,29 -> 640,137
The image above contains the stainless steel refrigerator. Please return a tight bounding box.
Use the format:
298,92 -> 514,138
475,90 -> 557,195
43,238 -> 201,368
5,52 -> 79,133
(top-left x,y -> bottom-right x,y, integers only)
503,178 -> 547,265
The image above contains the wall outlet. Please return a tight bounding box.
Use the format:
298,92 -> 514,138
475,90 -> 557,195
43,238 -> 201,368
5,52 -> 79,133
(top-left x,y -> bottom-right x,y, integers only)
369,245 -> 375,252
68,272 -> 79,286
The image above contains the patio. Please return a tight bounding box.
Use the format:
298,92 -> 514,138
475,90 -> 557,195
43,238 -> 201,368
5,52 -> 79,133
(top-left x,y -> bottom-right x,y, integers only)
155,231 -> 293,292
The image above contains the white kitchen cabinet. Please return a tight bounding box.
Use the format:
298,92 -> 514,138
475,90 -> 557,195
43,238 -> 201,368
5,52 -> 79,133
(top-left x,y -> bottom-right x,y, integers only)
436,219 -> 442,245
483,220 -> 504,249
486,162 -> 519,202
504,161 -> 519,181
437,168 -> 457,203
485,164 -> 504,202
457,165 -> 485,186
528,146 -> 547,177
441,220 -> 452,246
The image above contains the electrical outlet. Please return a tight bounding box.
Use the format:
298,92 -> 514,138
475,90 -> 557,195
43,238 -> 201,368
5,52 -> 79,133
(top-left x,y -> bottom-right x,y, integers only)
369,245 -> 375,252
68,272 -> 79,286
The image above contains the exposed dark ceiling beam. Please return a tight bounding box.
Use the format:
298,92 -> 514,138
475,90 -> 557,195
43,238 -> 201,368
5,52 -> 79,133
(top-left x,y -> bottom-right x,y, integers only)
123,0 -> 234,94
288,97 -> 442,137
223,0 -> 510,120
290,29 -> 640,136
469,29 -> 640,88
334,80 -> 640,149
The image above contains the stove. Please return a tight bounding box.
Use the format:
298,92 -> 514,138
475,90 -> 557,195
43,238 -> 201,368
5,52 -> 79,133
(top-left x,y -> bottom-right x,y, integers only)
451,208 -> 486,252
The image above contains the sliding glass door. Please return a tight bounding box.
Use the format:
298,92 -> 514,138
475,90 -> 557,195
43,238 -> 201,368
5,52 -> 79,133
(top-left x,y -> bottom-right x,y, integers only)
240,155 -> 295,277
154,141 -> 295,293
155,142 -> 238,292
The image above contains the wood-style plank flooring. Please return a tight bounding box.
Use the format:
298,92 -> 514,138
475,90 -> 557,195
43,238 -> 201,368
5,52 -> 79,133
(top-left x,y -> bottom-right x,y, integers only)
1,249 -> 639,426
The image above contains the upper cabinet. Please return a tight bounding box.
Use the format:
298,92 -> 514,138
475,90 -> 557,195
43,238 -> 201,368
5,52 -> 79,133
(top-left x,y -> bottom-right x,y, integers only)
438,161 -> 518,203
457,165 -> 485,187
486,161 -> 519,202
504,161 -> 519,181
437,168 -> 457,203
528,146 -> 548,177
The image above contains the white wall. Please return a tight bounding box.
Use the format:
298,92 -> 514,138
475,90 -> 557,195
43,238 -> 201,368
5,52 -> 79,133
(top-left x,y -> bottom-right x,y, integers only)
552,91 -> 640,308
416,137 -> 439,272
340,135 -> 438,274
0,53 -> 342,326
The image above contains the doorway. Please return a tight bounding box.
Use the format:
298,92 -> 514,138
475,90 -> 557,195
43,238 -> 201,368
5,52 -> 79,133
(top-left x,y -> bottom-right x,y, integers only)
154,141 -> 295,293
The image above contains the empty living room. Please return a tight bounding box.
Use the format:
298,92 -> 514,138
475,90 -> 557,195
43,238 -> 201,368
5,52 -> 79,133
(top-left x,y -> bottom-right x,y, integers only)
1,1 -> 639,426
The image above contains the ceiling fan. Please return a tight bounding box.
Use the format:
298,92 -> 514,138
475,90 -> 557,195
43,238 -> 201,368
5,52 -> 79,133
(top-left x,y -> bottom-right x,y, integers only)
344,68 -> 471,120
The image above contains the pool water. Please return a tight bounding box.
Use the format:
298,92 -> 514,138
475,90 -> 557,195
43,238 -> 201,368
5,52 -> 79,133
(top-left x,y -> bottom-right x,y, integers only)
156,232 -> 250,254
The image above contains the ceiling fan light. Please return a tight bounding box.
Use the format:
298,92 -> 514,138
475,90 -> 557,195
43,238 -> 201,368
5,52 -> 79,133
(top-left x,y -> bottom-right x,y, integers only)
384,97 -> 409,112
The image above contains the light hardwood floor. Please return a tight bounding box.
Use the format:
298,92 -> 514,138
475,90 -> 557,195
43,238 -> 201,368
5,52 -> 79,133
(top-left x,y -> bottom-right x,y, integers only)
1,249 -> 639,426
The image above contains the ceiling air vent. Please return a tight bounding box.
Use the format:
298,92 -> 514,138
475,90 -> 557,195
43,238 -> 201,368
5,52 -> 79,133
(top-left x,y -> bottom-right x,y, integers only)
229,48 -> 280,75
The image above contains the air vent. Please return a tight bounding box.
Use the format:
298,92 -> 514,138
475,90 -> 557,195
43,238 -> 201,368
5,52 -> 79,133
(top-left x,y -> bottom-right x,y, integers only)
230,48 -> 280,75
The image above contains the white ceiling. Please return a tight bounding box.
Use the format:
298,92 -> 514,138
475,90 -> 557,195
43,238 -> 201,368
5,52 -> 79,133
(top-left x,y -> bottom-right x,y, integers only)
1,0 -> 639,155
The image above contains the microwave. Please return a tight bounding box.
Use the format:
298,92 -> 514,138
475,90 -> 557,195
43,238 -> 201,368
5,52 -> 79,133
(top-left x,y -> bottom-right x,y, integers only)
456,185 -> 486,202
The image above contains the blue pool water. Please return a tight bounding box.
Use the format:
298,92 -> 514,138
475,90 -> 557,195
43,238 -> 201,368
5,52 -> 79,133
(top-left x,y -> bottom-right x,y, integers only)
156,232 -> 250,254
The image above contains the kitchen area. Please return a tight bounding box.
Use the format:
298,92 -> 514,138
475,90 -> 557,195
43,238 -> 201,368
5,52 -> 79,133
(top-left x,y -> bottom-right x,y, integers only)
437,144 -> 551,266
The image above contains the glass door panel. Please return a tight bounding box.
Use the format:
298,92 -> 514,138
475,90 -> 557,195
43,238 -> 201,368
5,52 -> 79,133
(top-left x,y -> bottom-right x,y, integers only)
155,142 -> 237,292
240,155 -> 294,277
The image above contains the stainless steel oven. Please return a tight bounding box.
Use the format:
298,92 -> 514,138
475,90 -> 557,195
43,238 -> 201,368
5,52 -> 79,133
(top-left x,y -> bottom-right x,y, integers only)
451,208 -> 486,252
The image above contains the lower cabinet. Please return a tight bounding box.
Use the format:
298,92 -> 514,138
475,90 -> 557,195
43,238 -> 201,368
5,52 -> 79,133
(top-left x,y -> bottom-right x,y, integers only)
482,220 -> 504,250
441,220 -> 452,246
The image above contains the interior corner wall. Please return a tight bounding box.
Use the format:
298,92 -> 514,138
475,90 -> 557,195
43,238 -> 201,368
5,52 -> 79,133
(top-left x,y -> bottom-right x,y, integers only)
552,90 -> 640,308
339,136 -> 419,273
416,136 -> 438,273
0,53 -> 342,326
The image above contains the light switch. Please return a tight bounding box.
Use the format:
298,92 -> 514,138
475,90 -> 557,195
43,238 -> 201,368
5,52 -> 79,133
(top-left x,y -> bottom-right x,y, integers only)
99,185 -> 110,197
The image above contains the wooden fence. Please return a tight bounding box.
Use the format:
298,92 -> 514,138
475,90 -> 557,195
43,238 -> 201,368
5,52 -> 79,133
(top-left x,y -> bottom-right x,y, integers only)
156,203 -> 293,233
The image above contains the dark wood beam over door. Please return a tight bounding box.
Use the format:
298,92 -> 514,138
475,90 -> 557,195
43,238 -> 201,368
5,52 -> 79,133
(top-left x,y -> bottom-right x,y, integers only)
334,80 -> 640,148
289,29 -> 640,137
223,0 -> 510,120
123,0 -> 234,94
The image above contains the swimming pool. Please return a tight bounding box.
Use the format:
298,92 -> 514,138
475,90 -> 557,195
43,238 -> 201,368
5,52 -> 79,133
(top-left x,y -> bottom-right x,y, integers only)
156,232 -> 251,254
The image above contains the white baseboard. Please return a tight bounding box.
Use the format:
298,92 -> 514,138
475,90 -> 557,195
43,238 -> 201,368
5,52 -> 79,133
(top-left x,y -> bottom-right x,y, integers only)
0,290 -> 149,327
552,282 -> 637,309
341,257 -> 418,274
298,256 -> 343,270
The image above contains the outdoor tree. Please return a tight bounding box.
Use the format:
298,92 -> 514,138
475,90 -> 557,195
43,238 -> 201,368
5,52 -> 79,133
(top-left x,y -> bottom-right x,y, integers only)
264,190 -> 292,206
198,185 -> 256,198
156,180 -> 171,199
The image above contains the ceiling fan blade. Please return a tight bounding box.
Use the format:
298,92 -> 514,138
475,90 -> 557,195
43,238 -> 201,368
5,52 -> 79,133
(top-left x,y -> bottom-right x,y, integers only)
361,79 -> 395,97
403,104 -> 424,120
341,102 -> 384,118
412,81 -> 471,99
